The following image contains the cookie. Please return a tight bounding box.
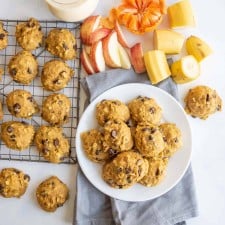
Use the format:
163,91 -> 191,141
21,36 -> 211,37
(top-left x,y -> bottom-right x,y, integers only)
184,85 -> 222,119
139,158 -> 168,187
8,50 -> 38,84
96,99 -> 130,126
1,121 -> 35,150
0,168 -> 30,198
41,93 -> 71,126
0,22 -> 8,50
6,89 -> 39,118
81,129 -> 110,163
102,151 -> 149,189
36,176 -> 69,212
34,126 -> 70,163
41,60 -> 74,91
15,18 -> 43,51
128,96 -> 162,124
134,123 -> 165,157
45,28 -> 76,60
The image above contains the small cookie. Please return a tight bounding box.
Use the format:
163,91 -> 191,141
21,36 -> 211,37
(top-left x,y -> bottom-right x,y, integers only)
134,123 -> 165,157
0,168 -> 30,198
8,50 -> 38,84
36,176 -> 69,212
139,158 -> 168,187
184,85 -> 222,119
45,28 -> 76,60
96,99 -> 130,126
81,129 -> 110,163
1,121 -> 35,150
6,89 -> 39,118
41,60 -> 74,91
128,96 -> 162,124
41,93 -> 71,126
102,151 -> 149,189
15,18 -> 43,50
0,22 -> 8,50
34,126 -> 70,163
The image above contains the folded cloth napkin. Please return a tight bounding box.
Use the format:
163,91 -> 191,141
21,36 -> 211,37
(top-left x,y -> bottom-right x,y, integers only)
74,69 -> 198,225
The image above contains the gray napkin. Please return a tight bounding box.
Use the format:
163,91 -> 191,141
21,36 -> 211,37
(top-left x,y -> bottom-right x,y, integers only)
74,69 -> 198,225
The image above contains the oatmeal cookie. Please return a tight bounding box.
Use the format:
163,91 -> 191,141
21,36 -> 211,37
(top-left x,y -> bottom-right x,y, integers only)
0,22 -> 8,50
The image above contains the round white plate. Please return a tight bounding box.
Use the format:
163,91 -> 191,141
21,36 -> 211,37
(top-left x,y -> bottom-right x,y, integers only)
76,83 -> 192,202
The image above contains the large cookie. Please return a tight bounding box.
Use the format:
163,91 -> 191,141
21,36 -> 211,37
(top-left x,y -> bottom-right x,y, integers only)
0,22 -> 8,50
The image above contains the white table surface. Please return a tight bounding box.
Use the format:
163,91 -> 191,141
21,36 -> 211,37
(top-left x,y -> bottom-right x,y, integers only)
0,0 -> 225,225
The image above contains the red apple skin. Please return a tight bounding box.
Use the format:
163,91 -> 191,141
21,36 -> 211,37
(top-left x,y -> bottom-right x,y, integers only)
80,48 -> 95,75
89,28 -> 112,45
115,20 -> 129,48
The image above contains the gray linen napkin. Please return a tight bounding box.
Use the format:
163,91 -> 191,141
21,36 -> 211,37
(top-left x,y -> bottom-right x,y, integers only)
74,69 -> 198,225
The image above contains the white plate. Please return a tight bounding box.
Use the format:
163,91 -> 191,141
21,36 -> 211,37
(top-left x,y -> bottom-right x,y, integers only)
76,83 -> 192,202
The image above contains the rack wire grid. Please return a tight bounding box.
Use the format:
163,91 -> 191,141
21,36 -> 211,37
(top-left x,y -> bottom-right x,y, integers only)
0,19 -> 82,164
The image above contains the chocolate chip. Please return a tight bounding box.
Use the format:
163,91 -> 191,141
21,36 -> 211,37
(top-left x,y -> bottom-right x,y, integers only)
118,185 -> 123,189
111,130 -> 117,138
63,115 -> 68,121
42,147 -> 49,155
73,43 -> 77,50
7,126 -> 13,133
27,96 -> 34,102
149,107 -> 156,114
59,70 -> 66,76
150,128 -> 156,134
13,103 -> 21,113
163,137 -> 167,142
10,68 -> 17,76
0,33 -> 5,40
53,79 -> 60,84
206,94 -> 210,102
53,138 -> 60,147
21,121 -> 28,125
109,148 -> 117,157
149,135 -> 153,141
127,176 -> 132,183
24,174 -> 30,181
10,134 -> 16,139
27,21 -> 35,27
27,68 -> 32,74
62,43 -> 69,50
125,168 -> 131,174
57,203 -> 64,207
13,168 -> 20,174
95,150 -> 101,155
155,168 -> 160,176
174,137 -> 178,143
38,26 -> 42,31
117,167 -> 123,173
142,128 -> 150,132
41,139 -> 48,145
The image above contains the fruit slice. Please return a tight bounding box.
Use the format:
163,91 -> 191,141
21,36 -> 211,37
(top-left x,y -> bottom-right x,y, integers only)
115,20 -> 129,48
171,55 -> 200,84
130,43 -> 146,74
89,28 -> 112,45
153,29 -> 185,54
167,0 -> 195,28
102,31 -> 121,68
144,50 -> 171,84
118,43 -> 131,69
186,35 -> 213,62
80,49 -> 95,75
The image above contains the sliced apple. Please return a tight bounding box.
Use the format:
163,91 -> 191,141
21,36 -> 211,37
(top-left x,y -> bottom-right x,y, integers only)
90,41 -> 106,73
115,20 -> 129,48
83,45 -> 91,56
102,31 -> 121,68
130,43 -> 146,74
89,28 -> 112,45
80,48 -> 95,75
118,44 -> 131,69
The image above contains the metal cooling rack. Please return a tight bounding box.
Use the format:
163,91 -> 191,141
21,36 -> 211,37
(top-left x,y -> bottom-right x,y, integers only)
0,19 -> 82,164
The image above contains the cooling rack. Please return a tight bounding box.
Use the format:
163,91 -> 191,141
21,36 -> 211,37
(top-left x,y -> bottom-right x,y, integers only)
0,19 -> 82,164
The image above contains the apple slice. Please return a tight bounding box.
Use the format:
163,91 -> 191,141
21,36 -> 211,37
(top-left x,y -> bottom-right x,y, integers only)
89,28 -> 112,45
118,44 -> 131,69
83,45 -> 91,56
90,41 -> 106,73
130,43 -> 146,74
115,20 -> 129,48
80,48 -> 95,75
81,15 -> 101,45
102,31 -> 121,68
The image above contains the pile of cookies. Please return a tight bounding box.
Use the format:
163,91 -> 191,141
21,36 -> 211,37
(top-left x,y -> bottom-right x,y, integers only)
81,96 -> 183,189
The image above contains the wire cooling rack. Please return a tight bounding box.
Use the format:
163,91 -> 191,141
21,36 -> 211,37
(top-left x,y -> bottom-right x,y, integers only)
0,19 -> 82,164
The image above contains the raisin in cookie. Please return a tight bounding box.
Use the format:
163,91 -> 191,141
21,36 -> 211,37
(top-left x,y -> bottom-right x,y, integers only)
36,176 -> 69,212
34,126 -> 70,163
6,89 -> 39,118
184,85 -> 222,119
41,93 -> 71,126
15,18 -> 43,51
102,151 -> 148,189
45,28 -> 76,60
8,50 -> 38,84
41,60 -> 74,91
0,168 -> 30,198
1,121 -> 35,150
0,22 -> 8,50
96,99 -> 130,126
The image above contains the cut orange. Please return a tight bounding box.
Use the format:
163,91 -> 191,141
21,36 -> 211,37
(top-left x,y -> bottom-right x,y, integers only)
109,0 -> 166,34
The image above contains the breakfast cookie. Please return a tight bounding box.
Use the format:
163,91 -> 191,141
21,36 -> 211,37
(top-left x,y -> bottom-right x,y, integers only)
184,85 -> 222,119
159,123 -> 182,158
41,93 -> 71,126
81,129 -> 110,163
128,96 -> 162,125
15,18 -> 43,51
139,157 -> 168,187
0,168 -> 30,198
103,120 -> 133,154
1,121 -> 35,150
96,99 -> 130,126
34,126 -> 70,163
45,28 -> 76,60
41,60 -> 74,91
0,22 -> 8,50
6,89 -> 39,118
134,123 -> 165,157
8,50 -> 38,84
36,176 -> 69,212
102,151 -> 149,189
